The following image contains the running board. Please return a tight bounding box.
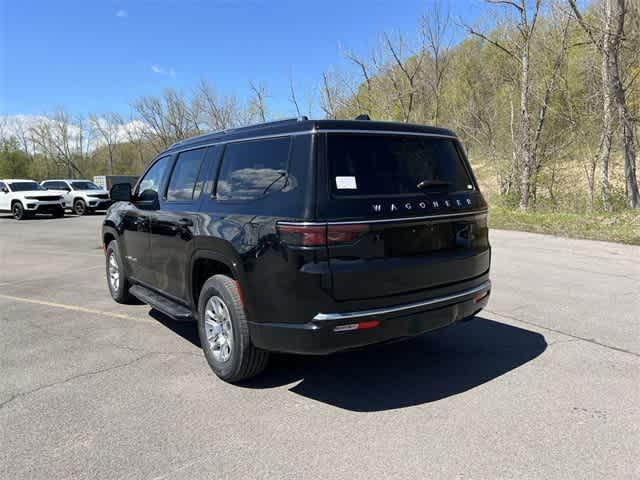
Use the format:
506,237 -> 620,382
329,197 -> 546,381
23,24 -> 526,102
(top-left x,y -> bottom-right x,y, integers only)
129,285 -> 193,321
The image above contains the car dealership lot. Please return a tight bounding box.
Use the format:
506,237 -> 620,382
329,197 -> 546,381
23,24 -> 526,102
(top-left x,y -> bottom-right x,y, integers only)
1,215 -> 638,479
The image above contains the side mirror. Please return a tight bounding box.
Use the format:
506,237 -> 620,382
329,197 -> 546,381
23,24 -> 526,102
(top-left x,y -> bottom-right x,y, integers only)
1,187 -> 8,194
110,183 -> 132,202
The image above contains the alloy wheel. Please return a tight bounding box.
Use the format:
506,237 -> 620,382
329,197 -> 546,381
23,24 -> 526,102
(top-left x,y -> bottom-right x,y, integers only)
108,253 -> 120,292
204,296 -> 234,362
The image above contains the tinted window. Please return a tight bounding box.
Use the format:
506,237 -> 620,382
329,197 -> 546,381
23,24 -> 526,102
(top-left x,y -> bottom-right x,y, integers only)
9,182 -> 45,192
70,181 -> 100,190
46,181 -> 68,190
138,156 -> 171,201
327,134 -> 473,196
166,148 -> 206,202
216,137 -> 291,200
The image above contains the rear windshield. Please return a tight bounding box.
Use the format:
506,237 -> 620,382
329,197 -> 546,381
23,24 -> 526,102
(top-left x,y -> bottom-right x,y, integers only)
327,134 -> 474,197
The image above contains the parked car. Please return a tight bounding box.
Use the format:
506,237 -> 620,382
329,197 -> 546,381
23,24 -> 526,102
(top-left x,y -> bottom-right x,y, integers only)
102,117 -> 491,382
0,179 -> 65,220
41,179 -> 111,215
93,175 -> 139,191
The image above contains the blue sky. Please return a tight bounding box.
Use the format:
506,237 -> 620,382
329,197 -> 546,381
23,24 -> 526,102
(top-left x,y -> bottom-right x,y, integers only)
1,0 -> 485,118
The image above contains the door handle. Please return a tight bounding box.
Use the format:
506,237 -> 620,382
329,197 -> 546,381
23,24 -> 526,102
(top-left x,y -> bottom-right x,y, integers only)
133,217 -> 148,230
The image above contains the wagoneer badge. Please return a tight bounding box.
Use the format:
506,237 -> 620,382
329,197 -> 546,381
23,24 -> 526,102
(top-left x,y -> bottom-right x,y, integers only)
371,197 -> 472,214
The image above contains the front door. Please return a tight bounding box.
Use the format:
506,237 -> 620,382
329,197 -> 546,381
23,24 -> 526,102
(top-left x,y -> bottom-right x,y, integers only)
121,155 -> 172,285
0,182 -> 9,211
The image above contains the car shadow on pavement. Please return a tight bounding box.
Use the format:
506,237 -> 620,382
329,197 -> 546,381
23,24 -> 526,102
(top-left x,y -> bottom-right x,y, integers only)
150,313 -> 547,412
246,317 -> 547,411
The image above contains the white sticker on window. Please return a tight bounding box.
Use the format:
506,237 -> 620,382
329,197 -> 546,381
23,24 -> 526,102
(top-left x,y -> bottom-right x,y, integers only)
336,176 -> 357,189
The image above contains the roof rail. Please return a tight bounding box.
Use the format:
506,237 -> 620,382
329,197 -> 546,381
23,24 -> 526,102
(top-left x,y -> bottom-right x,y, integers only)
224,117 -> 309,134
168,117 -> 311,149
169,129 -> 226,149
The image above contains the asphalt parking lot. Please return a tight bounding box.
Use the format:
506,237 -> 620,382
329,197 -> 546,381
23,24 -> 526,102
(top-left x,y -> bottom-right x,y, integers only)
1,214 -> 638,479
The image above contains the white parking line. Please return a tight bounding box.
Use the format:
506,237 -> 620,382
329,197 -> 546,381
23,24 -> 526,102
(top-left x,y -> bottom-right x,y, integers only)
0,293 -> 152,323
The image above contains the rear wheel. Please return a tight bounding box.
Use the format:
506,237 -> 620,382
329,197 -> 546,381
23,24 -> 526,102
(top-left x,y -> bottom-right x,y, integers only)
12,202 -> 27,220
105,241 -> 132,303
197,275 -> 269,382
73,199 -> 87,216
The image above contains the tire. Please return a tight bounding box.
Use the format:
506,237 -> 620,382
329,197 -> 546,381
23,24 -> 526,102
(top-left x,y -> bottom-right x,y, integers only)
197,275 -> 269,382
52,207 -> 64,218
73,199 -> 87,216
105,241 -> 132,304
12,202 -> 26,220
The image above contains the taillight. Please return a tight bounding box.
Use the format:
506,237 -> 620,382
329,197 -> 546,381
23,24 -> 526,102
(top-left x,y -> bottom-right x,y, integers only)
277,224 -> 326,246
277,223 -> 370,246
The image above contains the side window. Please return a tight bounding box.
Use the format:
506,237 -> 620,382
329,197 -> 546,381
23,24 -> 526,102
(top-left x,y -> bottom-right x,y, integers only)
216,137 -> 291,201
0,182 -> 6,191
166,148 -> 206,202
137,156 -> 171,201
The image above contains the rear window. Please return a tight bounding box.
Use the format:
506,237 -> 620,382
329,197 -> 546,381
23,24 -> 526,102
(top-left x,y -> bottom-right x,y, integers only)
216,137 -> 291,201
327,134 -> 474,197
166,148 -> 206,202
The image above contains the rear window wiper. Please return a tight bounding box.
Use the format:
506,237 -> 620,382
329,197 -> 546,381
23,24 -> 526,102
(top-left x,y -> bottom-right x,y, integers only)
416,179 -> 451,189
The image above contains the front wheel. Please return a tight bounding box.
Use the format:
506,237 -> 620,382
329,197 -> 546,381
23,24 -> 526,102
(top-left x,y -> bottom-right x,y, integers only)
12,202 -> 27,220
73,199 -> 87,216
197,275 -> 269,382
105,241 -> 132,303
52,207 -> 64,218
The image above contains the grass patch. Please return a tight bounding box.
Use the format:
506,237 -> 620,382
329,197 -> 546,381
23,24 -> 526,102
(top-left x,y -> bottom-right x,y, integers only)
488,205 -> 640,245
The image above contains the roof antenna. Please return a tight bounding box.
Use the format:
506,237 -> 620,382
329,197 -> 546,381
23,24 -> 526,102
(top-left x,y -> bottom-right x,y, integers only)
355,114 -> 370,120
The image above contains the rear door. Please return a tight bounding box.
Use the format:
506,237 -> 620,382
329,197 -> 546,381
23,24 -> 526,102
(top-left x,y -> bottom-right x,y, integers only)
149,146 -> 214,301
317,132 -> 490,301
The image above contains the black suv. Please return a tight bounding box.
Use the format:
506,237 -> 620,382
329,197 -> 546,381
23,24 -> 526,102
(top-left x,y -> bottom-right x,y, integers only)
103,118 -> 491,382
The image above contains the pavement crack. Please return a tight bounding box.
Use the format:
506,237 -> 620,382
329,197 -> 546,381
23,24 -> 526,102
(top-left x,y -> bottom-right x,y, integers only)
485,309 -> 640,357
0,352 -> 157,410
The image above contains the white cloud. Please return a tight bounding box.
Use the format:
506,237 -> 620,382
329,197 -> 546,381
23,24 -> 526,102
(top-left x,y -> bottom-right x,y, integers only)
150,64 -> 176,77
0,114 -> 150,152
116,9 -> 128,17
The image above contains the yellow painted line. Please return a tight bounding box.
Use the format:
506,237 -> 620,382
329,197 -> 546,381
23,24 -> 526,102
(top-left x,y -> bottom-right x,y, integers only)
0,293 -> 152,323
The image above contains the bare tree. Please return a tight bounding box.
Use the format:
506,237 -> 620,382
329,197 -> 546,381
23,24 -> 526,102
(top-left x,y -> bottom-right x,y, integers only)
465,0 -> 546,210
248,81 -> 268,123
194,80 -> 242,131
289,72 -> 302,117
30,110 -> 86,178
132,89 -> 195,152
569,0 -> 640,209
89,112 -> 123,175
382,32 -> 426,123
421,0 -> 453,126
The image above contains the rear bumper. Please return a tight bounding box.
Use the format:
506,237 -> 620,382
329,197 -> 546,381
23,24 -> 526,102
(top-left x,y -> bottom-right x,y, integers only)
249,280 -> 491,354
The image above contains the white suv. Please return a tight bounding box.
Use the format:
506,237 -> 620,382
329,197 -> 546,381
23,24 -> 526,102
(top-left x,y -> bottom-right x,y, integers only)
41,179 -> 112,216
0,179 -> 65,220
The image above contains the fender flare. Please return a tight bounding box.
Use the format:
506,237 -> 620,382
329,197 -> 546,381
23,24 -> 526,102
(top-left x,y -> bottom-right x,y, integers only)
188,249 -> 247,311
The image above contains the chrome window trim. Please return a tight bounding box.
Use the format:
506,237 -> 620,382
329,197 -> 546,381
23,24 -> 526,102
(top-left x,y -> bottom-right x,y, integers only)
313,281 -> 491,322
317,128 -> 457,139
277,209 -> 488,226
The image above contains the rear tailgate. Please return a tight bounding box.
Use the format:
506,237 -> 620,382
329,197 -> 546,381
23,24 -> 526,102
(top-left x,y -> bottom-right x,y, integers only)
317,131 -> 490,301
